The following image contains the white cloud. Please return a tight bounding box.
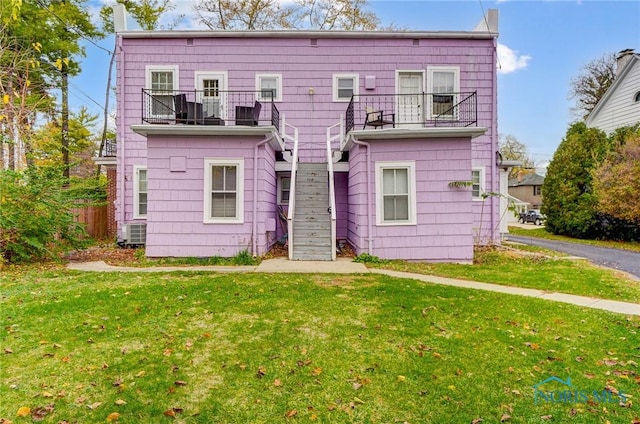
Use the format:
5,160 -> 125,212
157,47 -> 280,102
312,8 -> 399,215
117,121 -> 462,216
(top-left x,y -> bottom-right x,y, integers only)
497,43 -> 531,74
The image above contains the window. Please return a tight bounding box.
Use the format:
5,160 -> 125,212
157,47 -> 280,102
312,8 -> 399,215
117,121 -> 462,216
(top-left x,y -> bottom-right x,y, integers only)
428,66 -> 459,118
472,167 -> 485,200
333,74 -> 359,102
204,159 -> 244,223
635,91 -> 640,102
256,74 -> 282,102
278,176 -> 291,205
533,185 -> 542,196
133,166 -> 148,219
145,65 -> 179,119
375,161 -> 417,225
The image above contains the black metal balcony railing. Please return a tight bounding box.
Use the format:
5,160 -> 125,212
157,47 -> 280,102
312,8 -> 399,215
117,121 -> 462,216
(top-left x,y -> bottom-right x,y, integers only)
141,89 -> 280,133
102,139 -> 116,157
345,92 -> 478,134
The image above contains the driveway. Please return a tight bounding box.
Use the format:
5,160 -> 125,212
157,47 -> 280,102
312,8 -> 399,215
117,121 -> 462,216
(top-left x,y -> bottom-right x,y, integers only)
507,235 -> 640,279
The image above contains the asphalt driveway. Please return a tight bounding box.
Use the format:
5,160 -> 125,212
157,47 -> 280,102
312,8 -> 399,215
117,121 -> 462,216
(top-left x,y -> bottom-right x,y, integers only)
507,235 -> 640,280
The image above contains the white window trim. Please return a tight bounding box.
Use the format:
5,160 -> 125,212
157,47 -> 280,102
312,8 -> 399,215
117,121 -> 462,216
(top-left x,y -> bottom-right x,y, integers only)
194,71 -> 228,119
145,65 -> 179,120
277,175 -> 291,205
375,161 -> 417,226
255,73 -> 282,102
333,73 -> 359,102
133,165 -> 147,219
472,166 -> 485,201
204,158 -> 244,224
427,66 -> 460,119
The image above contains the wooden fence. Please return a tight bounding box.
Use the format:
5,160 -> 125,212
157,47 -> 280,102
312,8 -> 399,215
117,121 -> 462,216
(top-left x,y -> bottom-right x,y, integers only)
71,204 -> 108,239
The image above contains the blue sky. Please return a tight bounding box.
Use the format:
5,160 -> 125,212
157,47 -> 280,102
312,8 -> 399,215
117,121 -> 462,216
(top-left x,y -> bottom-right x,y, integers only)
73,0 -> 639,166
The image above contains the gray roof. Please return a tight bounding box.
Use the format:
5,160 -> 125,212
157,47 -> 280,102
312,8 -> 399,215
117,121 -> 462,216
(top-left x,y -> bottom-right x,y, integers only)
508,173 -> 545,187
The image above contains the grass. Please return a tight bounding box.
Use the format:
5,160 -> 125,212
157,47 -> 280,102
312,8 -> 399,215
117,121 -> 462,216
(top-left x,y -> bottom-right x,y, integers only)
1,269 -> 638,423
508,226 -> 640,253
366,248 -> 640,303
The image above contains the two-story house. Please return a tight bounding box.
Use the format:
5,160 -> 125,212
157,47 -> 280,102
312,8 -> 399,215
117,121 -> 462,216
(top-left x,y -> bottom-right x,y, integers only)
104,6 -> 502,262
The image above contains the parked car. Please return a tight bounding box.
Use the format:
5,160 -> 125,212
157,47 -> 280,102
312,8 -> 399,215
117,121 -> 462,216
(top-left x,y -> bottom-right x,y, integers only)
519,209 -> 546,225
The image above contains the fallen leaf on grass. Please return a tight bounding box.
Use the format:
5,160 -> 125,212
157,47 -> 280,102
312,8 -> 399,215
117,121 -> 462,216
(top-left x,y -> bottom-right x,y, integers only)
500,414 -> 511,422
311,367 -> 322,376
285,410 -> 297,418
135,371 -> 145,378
0,418 -> 14,424
4,348 -> 13,354
106,412 -> 120,422
256,366 -> 267,378
16,407 -> 30,417
163,407 -> 183,417
273,379 -> 282,387
30,404 -> 54,421
114,399 -> 127,406
87,402 -> 102,410
540,415 -> 552,420
174,381 -> 187,386
472,419 -> 484,424
524,342 -> 540,350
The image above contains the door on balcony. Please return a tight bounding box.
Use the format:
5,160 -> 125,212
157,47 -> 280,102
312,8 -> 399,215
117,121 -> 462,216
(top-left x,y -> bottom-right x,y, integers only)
396,71 -> 424,128
195,72 -> 227,119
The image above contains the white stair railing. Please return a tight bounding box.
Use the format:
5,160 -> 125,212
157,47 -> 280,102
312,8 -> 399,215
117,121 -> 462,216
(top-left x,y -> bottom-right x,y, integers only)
282,117 -> 299,260
326,119 -> 343,261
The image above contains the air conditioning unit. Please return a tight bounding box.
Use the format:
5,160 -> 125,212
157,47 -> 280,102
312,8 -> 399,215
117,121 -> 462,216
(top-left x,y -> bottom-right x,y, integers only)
121,223 -> 147,246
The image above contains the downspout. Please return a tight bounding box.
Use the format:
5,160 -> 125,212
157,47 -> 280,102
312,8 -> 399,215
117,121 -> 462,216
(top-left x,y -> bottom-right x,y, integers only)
117,34 -> 126,233
252,133 -> 276,256
352,137 -> 373,255
491,36 -> 498,243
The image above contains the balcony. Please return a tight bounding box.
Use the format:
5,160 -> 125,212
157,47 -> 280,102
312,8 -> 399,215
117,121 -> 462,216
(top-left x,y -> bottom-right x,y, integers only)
345,92 -> 478,134
141,89 -> 280,132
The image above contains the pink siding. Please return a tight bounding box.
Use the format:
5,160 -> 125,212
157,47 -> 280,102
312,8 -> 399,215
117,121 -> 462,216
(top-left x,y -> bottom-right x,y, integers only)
144,136 -> 277,257
348,138 -> 474,262
116,32 -> 498,259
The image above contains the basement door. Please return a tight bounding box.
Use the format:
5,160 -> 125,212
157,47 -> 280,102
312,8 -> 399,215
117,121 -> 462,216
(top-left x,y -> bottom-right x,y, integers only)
195,72 -> 228,119
396,71 -> 424,128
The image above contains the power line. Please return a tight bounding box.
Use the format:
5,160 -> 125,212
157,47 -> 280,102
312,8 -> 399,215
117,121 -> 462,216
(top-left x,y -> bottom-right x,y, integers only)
33,0 -> 113,55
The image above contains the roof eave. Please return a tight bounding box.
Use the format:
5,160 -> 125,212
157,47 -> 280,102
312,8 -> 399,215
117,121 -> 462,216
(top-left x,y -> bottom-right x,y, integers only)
586,54 -> 639,125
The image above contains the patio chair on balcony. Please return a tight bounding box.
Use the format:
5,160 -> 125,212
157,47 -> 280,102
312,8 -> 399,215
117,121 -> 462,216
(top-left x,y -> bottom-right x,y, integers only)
363,107 -> 395,129
235,100 -> 262,126
174,94 -> 225,125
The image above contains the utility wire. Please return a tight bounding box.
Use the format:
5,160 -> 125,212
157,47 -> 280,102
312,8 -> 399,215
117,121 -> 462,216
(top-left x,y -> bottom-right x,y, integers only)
33,0 -> 113,55
477,0 -> 502,71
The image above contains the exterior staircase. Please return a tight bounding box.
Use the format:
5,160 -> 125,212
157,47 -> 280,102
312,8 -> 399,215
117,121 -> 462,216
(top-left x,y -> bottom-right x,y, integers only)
291,163 -> 333,260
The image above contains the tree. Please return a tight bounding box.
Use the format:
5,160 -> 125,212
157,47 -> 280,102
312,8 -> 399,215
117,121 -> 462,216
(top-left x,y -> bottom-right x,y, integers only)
541,122 -> 611,238
498,134 -> 535,178
99,0 -> 182,32
194,0 -> 380,30
1,0 -> 101,176
569,52 -> 616,119
592,127 -> 640,224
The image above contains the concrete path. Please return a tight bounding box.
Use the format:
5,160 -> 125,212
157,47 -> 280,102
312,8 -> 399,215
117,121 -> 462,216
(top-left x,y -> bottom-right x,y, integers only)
67,259 -> 639,316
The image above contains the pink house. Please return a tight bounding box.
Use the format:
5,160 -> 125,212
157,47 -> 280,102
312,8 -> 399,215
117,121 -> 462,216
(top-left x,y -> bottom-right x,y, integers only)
105,8 -> 504,262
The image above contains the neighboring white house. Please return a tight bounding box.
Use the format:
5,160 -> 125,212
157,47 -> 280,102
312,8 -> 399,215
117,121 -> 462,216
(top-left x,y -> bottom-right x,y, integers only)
586,49 -> 640,134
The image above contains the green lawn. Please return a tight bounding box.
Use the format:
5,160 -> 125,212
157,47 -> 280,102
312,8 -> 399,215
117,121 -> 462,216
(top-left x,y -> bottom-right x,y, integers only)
508,226 -> 640,253
367,248 -> 640,303
1,269 -> 638,423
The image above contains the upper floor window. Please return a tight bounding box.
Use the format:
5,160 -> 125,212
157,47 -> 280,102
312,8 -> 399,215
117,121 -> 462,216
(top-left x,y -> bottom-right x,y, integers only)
533,185 -> 542,196
472,167 -> 485,200
428,66 -> 459,118
333,74 -> 359,102
375,161 -> 417,225
145,65 -> 179,119
256,74 -> 282,102
133,165 -> 148,219
635,91 -> 640,102
204,159 -> 244,224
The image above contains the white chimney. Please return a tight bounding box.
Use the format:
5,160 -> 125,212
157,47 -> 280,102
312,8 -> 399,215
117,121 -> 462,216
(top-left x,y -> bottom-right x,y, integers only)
616,49 -> 635,74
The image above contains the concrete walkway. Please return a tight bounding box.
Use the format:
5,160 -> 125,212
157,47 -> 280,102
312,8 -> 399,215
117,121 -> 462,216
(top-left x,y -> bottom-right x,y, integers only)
67,259 -> 639,316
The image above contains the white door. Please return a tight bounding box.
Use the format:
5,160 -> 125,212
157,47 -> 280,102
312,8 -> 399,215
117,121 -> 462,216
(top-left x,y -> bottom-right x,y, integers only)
397,72 -> 424,128
195,72 -> 227,119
